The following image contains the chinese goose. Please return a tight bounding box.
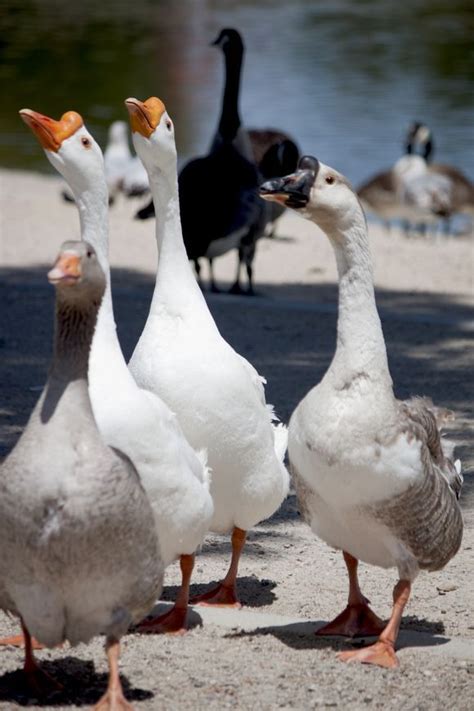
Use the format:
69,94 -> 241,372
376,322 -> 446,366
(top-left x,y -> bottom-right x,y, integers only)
261,156 -> 463,668
20,108 -> 213,635
125,96 -> 289,606
0,241 -> 163,706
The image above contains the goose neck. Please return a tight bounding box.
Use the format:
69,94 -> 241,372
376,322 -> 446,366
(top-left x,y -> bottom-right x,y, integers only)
149,166 -> 208,311
327,217 -> 390,383
72,180 -> 117,330
51,296 -> 100,382
219,46 -> 243,141
74,185 -> 110,278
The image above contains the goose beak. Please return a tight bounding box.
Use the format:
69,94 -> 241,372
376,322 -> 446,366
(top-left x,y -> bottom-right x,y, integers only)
19,109 -> 83,152
260,156 -> 319,209
48,253 -> 82,285
125,97 -> 166,137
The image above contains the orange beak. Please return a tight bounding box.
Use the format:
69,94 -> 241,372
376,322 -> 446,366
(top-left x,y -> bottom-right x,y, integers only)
124,97 -> 166,137
19,109 -> 83,152
48,253 -> 82,285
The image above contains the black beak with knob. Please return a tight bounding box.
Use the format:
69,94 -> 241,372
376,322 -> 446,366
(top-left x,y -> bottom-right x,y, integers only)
259,155 -> 319,209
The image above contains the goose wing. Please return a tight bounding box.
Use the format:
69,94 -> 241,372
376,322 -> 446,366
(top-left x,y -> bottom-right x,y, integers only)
400,396 -> 463,498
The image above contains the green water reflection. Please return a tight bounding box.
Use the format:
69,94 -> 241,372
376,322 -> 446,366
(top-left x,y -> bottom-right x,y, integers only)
0,0 -> 472,181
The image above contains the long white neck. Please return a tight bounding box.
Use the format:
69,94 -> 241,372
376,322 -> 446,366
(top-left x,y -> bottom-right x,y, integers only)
68,174 -> 120,340
325,210 -> 391,387
146,161 -> 216,325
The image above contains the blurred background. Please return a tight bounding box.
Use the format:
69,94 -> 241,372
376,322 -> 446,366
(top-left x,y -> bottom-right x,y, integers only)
0,0 -> 473,185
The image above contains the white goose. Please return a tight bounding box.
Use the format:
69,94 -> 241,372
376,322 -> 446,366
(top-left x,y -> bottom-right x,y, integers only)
125,96 -> 289,606
20,108 -> 213,634
0,241 -> 163,707
104,120 -> 149,199
261,156 -> 463,668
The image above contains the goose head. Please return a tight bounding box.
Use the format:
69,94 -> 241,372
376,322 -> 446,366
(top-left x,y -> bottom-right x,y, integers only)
19,108 -> 105,194
48,241 -> 105,303
260,155 -> 362,233
406,121 -> 433,161
211,28 -> 244,55
125,96 -> 176,172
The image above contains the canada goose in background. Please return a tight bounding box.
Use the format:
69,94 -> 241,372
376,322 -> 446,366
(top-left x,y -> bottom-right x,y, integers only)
136,28 -> 300,294
261,156 -> 463,668
358,122 -> 474,229
408,122 -> 474,216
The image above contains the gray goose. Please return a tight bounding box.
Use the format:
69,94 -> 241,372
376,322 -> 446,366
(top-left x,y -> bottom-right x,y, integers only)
0,242 -> 163,706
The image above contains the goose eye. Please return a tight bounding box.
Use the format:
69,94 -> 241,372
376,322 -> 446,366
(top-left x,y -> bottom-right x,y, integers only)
325,176 -> 335,185
165,119 -> 172,131
86,250 -> 93,258
81,137 -> 91,148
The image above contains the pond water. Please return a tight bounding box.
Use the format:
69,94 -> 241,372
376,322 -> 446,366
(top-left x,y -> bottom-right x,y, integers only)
0,0 -> 473,187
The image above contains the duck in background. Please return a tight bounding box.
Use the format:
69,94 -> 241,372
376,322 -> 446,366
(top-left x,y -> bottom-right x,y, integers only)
261,156 -> 463,668
136,28 -> 299,295
0,241 -> 163,706
20,107 -> 213,635
125,96 -> 289,607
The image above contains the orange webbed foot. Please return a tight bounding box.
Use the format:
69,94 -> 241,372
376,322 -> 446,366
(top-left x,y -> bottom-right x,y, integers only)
0,633 -> 44,649
135,605 -> 188,635
316,603 -> 385,638
93,687 -> 133,711
190,583 -> 241,608
338,639 -> 399,668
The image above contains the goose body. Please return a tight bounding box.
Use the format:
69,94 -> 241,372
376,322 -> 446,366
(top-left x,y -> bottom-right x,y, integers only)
0,241 -> 162,703
20,108 -> 213,633
125,96 -> 289,605
261,156 -> 463,667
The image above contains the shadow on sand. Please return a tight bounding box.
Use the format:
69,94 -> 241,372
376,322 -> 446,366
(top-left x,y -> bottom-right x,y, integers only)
0,655 -> 153,707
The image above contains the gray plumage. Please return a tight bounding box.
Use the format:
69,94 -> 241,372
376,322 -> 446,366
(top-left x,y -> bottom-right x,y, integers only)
0,241 -> 163,648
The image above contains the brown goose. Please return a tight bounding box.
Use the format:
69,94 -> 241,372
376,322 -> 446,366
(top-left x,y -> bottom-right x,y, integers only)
261,156 -> 463,668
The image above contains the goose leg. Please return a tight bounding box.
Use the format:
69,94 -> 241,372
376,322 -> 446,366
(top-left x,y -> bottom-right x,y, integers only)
135,554 -> 194,635
22,621 -> 62,697
190,527 -> 246,607
338,579 -> 411,668
244,242 -> 256,295
208,258 -> 220,293
229,249 -> 245,294
94,637 -> 132,711
0,617 -> 44,649
316,552 -> 385,637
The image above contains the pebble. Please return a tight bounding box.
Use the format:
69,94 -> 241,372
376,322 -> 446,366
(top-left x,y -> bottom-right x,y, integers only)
436,583 -> 458,593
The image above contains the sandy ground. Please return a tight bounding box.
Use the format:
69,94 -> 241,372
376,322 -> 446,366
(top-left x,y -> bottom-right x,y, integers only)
0,168 -> 473,709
